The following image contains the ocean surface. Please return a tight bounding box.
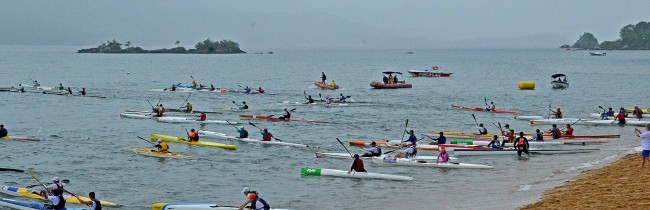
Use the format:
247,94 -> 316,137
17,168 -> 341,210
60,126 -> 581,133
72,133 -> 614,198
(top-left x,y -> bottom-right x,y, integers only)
1,46 -> 649,209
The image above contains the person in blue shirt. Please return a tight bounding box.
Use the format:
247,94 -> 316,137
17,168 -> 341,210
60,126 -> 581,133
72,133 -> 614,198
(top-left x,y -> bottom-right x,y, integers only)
404,130 -> 417,145
237,126 -> 248,138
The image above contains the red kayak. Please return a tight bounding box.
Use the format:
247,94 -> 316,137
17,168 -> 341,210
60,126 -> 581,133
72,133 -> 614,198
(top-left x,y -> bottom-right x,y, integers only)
407,70 -> 453,77
452,105 -> 519,114
239,115 -> 328,123
314,81 -> 339,90
370,81 -> 412,89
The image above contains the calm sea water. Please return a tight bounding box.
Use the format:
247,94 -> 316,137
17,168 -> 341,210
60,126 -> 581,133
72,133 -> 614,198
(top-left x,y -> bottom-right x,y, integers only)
1,46 -> 649,209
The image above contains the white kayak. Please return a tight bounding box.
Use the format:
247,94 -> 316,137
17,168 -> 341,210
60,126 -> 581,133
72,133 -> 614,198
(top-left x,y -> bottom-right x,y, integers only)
370,157 -> 493,169
301,167 -> 413,181
120,113 -> 155,119
530,118 -> 586,125
314,152 -> 441,161
450,148 -> 598,156
276,101 -> 359,107
198,131 -> 309,148
584,119 -> 650,126
544,139 -> 610,144
589,113 -> 641,120
156,117 -> 241,125
450,140 -> 564,146
152,202 -> 291,210
0,198 -> 87,210
514,115 -> 543,120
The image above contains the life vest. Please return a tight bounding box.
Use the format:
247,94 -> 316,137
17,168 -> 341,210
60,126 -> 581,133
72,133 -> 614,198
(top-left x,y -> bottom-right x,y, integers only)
479,127 -> 488,135
249,192 -> 271,210
535,132 -> 543,141
375,147 -> 382,156
188,132 -> 198,142
51,195 -> 66,209
516,137 -> 527,147
91,199 -> 102,210
158,142 -> 169,152
262,132 -> 272,141
187,103 -> 193,112
565,127 -> 574,135
200,114 -> 206,121
353,159 -> 365,171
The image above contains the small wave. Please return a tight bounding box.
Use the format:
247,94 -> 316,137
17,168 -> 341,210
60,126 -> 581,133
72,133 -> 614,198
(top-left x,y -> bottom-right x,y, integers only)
518,184 -> 532,191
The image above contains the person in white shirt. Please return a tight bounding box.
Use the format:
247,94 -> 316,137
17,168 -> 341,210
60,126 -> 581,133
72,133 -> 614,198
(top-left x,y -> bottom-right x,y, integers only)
45,188 -> 66,210
40,177 -> 65,197
634,124 -> 650,167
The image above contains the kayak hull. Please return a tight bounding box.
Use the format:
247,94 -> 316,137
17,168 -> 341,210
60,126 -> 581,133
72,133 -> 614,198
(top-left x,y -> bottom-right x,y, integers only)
451,105 -> 519,114
124,148 -> 195,159
584,120 -> 650,126
514,115 -> 543,120
314,152 -> 438,160
150,134 -> 237,150
239,115 -> 327,123
370,157 -> 493,169
0,198 -> 87,210
198,131 -> 309,148
407,70 -> 453,77
314,81 -> 339,90
450,148 -> 598,156
156,117 -> 240,125
152,202 -> 292,210
530,118 -> 586,125
348,140 -> 478,151
1,135 -> 40,141
300,167 -> 413,181
0,185 -> 119,207
369,81 -> 412,89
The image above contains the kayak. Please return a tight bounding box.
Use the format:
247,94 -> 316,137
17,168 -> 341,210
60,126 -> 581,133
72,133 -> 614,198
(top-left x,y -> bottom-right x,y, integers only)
218,89 -> 270,94
276,101 -> 359,107
314,81 -> 339,90
166,109 -> 221,114
0,185 -> 119,207
514,115 -> 543,120
370,157 -> 493,169
449,139 -> 563,146
149,88 -> 198,92
300,167 -> 413,181
369,81 -> 412,89
239,115 -> 328,123
584,120 -> 650,126
223,107 -> 254,112
625,107 -> 650,113
150,134 -> 237,150
0,198 -> 88,210
348,140 -> 479,150
156,117 -> 241,125
589,113 -> 642,119
529,118 -> 586,125
314,152 -> 439,161
120,113 -> 155,119
124,148 -> 195,159
450,148 -> 598,156
198,131 -> 309,148
1,135 -> 40,141
407,70 -> 453,77
451,105 -> 520,114
152,202 -> 292,210
545,139 -> 610,144
429,131 -> 620,139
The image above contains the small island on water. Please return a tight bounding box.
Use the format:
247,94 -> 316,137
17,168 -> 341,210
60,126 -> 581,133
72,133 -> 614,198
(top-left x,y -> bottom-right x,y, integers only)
561,21 -> 650,50
77,38 -> 245,54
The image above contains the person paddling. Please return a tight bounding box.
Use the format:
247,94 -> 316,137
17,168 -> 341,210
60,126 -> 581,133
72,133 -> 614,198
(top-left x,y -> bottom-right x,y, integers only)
338,93 -> 347,103
237,126 -> 249,138
429,132 -> 446,145
278,108 -> 291,120
18,84 -> 25,93
210,84 -> 215,91
66,87 -> 73,95
633,106 -> 644,119
39,177 -> 65,197
238,187 -> 271,210
181,102 -> 193,112
239,101 -> 249,110
404,130 -> 418,145
192,78 -> 197,87
550,108 -> 563,119
564,124 -> 574,135
532,129 -> 544,141
153,138 -> 169,153
486,135 -> 501,149
79,192 -> 102,210
395,143 -> 417,158
0,124 -> 7,138
198,112 -> 207,121
58,83 -> 64,90
615,107 -> 627,125
361,142 -> 382,157
305,95 -> 315,104
348,154 -> 366,173
500,124 -> 515,147
188,129 -> 199,143
549,124 -> 561,139
257,87 -> 264,94
80,88 -> 86,96
634,125 -> 650,167
476,123 -> 488,135
33,80 -> 40,87
514,132 -> 530,157
331,80 -> 337,88
260,128 -> 273,141
437,147 -> 449,163
486,101 -> 495,112
45,188 -> 67,210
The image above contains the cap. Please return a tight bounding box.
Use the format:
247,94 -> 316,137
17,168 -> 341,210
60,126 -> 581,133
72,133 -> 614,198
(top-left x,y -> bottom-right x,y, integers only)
504,124 -> 509,127
52,177 -> 60,182
242,187 -> 250,194
240,126 -> 245,129
353,154 -> 360,158
283,107 -> 287,110
157,138 -> 163,143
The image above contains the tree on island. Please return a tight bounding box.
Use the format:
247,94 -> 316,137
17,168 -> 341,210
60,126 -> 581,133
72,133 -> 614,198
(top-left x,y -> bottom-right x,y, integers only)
193,38 -> 244,53
125,41 -> 132,48
175,41 -> 181,47
571,32 -> 599,49
78,38 -> 244,54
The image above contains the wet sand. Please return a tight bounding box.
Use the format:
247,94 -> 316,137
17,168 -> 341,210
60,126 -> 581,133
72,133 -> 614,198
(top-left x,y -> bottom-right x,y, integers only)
522,153 -> 650,209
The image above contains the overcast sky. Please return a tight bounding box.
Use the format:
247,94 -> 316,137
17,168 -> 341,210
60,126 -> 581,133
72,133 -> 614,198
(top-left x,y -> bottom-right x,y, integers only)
1,0 -> 649,49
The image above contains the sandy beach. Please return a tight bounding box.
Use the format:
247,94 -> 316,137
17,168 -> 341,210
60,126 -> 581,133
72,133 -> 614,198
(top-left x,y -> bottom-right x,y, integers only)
522,153 -> 650,209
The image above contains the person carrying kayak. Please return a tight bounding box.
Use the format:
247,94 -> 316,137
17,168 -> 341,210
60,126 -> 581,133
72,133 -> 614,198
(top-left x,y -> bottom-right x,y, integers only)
395,143 -> 417,158
198,112 -> 207,121
532,129 -> 544,141
278,108 -> 291,120
66,87 -> 73,95
514,132 -> 530,157
549,124 -> 561,139
486,135 -> 501,148
188,129 -> 199,142
0,124 -> 7,138
79,192 -> 102,210
429,132 -> 446,145
45,188 -> 67,210
564,124 -> 574,135
39,177 -> 66,197
80,88 -> 86,96
182,102 -> 193,112
404,130 -> 418,145
239,101 -> 249,110
550,108 -> 563,119
258,87 -> 265,94
436,147 -> 449,163
305,95 -> 315,104
361,142 -> 382,157
239,187 -> 271,210
321,72 -> 327,84
260,128 -> 273,141
477,123 -> 488,135
633,106 -> 644,119
348,154 -> 366,173
153,138 -> 169,153
634,125 -> 650,167
615,107 -> 627,125
237,126 -> 249,138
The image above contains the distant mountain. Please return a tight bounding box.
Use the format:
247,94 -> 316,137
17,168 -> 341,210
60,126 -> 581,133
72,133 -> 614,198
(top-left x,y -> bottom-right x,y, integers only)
453,34 -> 570,48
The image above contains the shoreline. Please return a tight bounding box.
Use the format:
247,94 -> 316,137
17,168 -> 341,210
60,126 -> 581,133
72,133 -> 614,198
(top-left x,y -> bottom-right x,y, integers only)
521,151 -> 649,209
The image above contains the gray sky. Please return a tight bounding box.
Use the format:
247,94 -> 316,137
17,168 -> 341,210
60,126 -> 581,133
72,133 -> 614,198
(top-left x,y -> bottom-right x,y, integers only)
1,0 -> 649,49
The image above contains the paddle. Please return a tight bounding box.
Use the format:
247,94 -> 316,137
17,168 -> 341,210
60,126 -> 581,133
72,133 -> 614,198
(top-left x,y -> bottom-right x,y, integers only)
28,172 -> 52,196
0,168 -> 24,172
303,90 -> 308,103
471,114 -> 479,127
29,172 -> 87,207
146,100 -> 155,111
335,138 -> 353,157
225,120 -> 244,135
548,104 -> 552,119
137,136 -> 155,145
398,119 -> 409,148
184,128 -> 192,142
319,93 -> 322,102
248,122 -> 283,142
25,179 -> 70,188
484,98 -> 489,109
177,93 -> 192,111
232,100 -> 240,107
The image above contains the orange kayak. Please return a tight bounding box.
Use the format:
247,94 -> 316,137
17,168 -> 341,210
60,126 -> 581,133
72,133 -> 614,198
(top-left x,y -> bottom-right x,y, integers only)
314,81 -> 339,90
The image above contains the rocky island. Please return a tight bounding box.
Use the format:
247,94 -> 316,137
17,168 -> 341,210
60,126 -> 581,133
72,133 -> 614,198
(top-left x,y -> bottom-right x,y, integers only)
78,38 -> 245,54
561,21 -> 650,50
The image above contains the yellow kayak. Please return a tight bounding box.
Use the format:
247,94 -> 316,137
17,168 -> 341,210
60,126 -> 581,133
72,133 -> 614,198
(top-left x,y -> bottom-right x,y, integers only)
124,148 -> 195,159
0,185 -> 120,207
150,134 -> 237,150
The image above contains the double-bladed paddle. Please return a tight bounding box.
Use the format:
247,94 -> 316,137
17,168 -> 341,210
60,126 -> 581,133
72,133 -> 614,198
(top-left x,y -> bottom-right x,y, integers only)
248,122 -> 283,142
335,138 -> 353,157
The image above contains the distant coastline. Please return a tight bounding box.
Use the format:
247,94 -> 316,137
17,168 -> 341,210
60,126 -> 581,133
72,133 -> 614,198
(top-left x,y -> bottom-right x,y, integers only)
561,21 -> 650,50
77,39 -> 245,54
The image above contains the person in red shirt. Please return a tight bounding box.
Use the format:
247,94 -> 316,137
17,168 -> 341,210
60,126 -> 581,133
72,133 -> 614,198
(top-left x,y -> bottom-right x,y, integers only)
633,106 -> 644,119
260,128 -> 273,141
564,124 -> 574,135
615,108 -> 627,125
348,154 -> 366,173
199,112 -> 206,121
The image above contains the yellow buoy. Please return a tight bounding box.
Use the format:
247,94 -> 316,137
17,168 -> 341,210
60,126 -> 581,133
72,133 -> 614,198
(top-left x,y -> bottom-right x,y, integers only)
518,81 -> 535,90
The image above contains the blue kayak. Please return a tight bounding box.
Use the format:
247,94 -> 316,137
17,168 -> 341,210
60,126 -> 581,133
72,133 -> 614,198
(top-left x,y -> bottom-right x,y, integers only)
0,198 -> 87,210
